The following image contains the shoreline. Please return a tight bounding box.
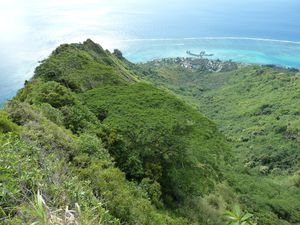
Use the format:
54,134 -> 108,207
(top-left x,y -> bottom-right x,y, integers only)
1,54 -> 299,106
116,36 -> 300,45
139,56 -> 300,73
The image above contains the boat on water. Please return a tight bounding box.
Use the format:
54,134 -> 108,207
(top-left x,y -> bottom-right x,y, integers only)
186,50 -> 214,57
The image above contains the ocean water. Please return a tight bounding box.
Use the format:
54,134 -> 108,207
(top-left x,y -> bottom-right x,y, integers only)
0,0 -> 300,103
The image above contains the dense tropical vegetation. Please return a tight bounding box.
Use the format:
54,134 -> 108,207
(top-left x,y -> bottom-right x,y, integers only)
0,40 -> 235,224
136,58 -> 300,225
0,39 -> 299,224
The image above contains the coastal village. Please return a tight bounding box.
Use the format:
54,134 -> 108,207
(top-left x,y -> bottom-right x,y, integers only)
143,52 -> 239,72
142,51 -> 299,73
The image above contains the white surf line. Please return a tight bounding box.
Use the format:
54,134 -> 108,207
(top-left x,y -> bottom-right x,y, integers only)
184,37 -> 300,45
113,37 -> 300,45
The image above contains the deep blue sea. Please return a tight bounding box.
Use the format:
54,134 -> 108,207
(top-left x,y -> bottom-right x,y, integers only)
1,0 -> 300,103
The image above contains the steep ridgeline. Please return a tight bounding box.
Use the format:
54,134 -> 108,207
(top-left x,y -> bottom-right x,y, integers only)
0,40 -> 231,224
135,58 -> 300,225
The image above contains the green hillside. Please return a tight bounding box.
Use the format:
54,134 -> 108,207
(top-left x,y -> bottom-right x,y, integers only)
136,59 -> 300,225
0,40 -> 233,224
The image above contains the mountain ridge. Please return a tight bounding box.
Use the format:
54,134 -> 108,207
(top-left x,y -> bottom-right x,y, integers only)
1,39 -> 299,225
0,40 -> 233,225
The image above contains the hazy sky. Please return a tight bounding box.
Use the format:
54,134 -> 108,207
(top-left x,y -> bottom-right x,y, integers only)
1,0 -> 299,48
1,0 -> 299,102
2,0 -> 299,43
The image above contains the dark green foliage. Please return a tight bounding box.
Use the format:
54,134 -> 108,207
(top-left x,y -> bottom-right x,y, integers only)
35,103 -> 64,126
1,41 -> 230,224
138,63 -> 300,171
81,82 -> 228,205
13,80 -> 76,108
34,40 -> 135,93
5,38 -> 299,224
75,133 -> 110,160
28,81 -> 76,108
140,178 -> 163,208
0,111 -> 19,133
228,173 -> 300,224
2,99 -> 187,224
77,159 -> 187,225
136,60 -> 300,225
113,49 -> 124,59
60,104 -> 100,134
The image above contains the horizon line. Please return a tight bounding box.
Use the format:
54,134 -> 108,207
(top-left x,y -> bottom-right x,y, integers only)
112,36 -> 300,45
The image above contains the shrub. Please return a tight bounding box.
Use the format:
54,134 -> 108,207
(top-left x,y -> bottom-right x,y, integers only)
36,103 -> 64,126
140,178 -> 163,208
5,101 -> 41,125
76,133 -> 110,160
30,81 -> 76,108
291,172 -> 300,188
21,119 -> 76,157
78,159 -> 187,225
0,134 -> 42,217
0,111 -> 19,133
60,104 -> 100,134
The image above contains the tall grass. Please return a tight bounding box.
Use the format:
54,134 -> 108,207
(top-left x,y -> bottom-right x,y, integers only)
21,190 -> 113,225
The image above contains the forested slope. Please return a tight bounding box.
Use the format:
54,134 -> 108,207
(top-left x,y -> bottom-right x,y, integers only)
0,40 -> 233,224
136,59 -> 300,225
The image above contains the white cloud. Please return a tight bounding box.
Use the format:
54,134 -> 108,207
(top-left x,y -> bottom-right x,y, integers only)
0,0 -> 29,41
